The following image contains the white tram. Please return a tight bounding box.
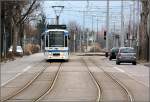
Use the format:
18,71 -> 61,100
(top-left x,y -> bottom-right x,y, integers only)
42,25 -> 69,61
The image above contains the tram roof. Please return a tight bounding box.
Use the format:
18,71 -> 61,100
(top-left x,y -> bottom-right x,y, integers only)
45,29 -> 68,33
41,29 -> 69,36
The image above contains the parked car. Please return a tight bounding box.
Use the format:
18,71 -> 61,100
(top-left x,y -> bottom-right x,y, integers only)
109,47 -> 119,60
116,47 -> 136,65
9,45 -> 23,57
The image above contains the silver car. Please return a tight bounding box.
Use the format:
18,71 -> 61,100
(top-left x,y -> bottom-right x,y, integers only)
9,45 -> 23,57
116,47 -> 136,65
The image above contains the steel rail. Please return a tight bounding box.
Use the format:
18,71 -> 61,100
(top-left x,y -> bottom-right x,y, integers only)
90,58 -> 134,102
81,58 -> 102,102
33,62 -> 62,102
2,62 -> 50,102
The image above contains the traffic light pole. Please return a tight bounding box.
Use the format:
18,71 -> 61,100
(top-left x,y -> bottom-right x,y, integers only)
121,0 -> 124,47
106,0 -> 109,57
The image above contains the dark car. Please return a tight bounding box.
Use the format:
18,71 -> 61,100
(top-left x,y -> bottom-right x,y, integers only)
109,47 -> 119,60
116,47 -> 136,65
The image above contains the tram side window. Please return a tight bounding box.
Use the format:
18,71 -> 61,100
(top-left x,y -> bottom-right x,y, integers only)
65,36 -> 67,47
45,35 -> 49,47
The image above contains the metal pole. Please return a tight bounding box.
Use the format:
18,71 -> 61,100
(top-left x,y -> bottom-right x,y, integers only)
80,30 -> 82,53
106,0 -> 109,57
83,11 -> 85,52
87,31 -> 89,52
74,31 -> 75,53
113,22 -> 116,47
121,0 -> 124,47
95,17 -> 99,52
129,5 -> 132,47
91,16 -> 94,52
56,15 -> 59,25
137,0 -> 140,58
133,1 -> 136,48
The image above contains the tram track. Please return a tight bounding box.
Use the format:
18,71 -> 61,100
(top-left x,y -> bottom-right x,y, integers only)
1,62 -> 50,102
33,62 -> 62,102
89,58 -> 134,102
2,62 -> 62,102
81,58 -> 102,102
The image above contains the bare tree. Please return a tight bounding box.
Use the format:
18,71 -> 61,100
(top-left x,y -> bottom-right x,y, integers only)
67,21 -> 82,52
11,0 -> 39,55
139,0 -> 150,61
1,0 -> 41,59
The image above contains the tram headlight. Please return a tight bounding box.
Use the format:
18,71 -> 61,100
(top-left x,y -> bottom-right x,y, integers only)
60,53 -> 64,58
48,53 -> 52,58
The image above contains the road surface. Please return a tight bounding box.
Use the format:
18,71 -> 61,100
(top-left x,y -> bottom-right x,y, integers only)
1,53 -> 149,102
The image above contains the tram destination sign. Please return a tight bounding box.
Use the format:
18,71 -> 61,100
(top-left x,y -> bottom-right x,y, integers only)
47,25 -> 67,29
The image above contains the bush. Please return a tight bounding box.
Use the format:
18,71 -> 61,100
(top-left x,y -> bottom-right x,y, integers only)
24,44 -> 40,55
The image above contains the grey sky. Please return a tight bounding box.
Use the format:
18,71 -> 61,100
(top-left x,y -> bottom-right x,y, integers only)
41,1 -> 140,32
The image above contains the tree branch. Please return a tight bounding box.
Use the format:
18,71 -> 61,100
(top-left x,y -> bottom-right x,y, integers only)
17,0 -> 37,24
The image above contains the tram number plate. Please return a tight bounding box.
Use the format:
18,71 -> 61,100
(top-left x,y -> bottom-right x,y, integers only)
53,53 -> 60,56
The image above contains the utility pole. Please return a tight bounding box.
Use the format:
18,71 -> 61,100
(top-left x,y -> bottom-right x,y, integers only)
80,30 -> 82,53
113,22 -> 116,47
91,15 -> 94,52
106,0 -> 109,57
95,17 -> 99,53
136,0 -> 141,58
86,1 -> 89,52
129,5 -> 132,47
133,1 -> 136,48
82,11 -> 85,52
121,0 -> 124,47
74,29 -> 76,53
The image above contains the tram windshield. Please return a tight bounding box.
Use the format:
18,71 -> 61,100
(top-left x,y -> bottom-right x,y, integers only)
46,31 -> 64,47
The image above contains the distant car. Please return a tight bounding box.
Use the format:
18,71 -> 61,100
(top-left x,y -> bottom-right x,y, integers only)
116,47 -> 136,65
109,47 -> 119,60
9,45 -> 23,56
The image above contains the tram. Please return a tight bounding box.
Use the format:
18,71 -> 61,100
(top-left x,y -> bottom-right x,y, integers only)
42,25 -> 69,61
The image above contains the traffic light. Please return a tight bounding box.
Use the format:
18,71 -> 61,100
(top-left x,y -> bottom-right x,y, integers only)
126,33 -> 129,40
104,31 -> 106,40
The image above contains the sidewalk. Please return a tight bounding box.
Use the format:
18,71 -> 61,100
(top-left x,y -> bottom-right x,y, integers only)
144,63 -> 150,68
1,53 -> 44,86
73,52 -> 105,56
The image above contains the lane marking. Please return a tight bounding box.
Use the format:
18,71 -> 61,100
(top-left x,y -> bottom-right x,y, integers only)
113,67 -> 125,73
1,66 -> 32,87
23,66 -> 31,72
113,66 -> 149,87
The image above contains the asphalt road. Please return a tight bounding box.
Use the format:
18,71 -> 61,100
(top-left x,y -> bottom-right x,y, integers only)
1,53 -> 149,102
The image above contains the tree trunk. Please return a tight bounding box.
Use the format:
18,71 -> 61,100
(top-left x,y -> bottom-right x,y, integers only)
139,0 -> 149,61
12,22 -> 19,55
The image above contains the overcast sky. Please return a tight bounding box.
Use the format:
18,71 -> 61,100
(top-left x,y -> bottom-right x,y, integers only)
41,0 -> 140,32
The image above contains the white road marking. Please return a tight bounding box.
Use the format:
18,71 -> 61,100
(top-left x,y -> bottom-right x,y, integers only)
23,66 -> 31,72
1,66 -> 32,87
113,66 -> 149,87
113,67 -> 125,73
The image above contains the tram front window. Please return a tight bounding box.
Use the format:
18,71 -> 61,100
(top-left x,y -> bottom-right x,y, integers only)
49,31 -> 64,47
